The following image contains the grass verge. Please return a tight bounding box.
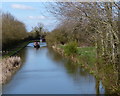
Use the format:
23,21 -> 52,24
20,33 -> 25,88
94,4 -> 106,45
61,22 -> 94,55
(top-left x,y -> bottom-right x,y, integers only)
59,45 -> 97,74
2,41 -> 31,58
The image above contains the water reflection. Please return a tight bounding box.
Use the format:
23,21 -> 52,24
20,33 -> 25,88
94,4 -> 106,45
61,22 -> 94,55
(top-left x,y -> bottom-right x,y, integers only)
46,46 -> 105,94
3,43 -> 105,94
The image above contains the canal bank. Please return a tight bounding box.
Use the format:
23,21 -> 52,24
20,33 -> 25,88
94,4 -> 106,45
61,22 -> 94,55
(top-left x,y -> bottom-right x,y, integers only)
1,57 -> 22,85
52,45 -> 97,75
51,45 -> 119,95
1,41 -> 37,84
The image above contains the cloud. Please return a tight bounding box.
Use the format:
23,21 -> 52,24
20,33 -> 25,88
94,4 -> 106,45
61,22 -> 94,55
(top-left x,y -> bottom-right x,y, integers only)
28,16 -> 45,20
11,4 -> 34,10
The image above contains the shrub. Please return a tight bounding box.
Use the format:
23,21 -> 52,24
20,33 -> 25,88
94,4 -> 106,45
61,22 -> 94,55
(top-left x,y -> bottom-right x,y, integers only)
64,41 -> 78,56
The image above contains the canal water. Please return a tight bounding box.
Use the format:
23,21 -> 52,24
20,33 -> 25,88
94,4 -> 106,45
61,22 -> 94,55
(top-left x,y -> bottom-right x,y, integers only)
3,43 -> 105,94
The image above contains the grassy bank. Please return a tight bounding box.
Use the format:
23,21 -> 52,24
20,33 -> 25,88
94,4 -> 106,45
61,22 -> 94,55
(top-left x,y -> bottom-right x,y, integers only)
1,40 -> 33,84
2,41 -> 31,58
53,44 -> 119,95
77,47 -> 97,74
54,45 -> 97,74
61,45 -> 96,73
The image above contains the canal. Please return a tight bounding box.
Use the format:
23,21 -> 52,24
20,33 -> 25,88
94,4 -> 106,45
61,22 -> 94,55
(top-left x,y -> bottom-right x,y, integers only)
3,43 -> 105,94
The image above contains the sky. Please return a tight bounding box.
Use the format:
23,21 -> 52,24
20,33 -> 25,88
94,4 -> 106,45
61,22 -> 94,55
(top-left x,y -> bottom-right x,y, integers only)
2,2 -> 59,32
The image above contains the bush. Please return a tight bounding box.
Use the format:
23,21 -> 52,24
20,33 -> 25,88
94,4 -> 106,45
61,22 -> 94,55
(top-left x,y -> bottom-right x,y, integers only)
46,29 -> 68,46
64,41 -> 78,56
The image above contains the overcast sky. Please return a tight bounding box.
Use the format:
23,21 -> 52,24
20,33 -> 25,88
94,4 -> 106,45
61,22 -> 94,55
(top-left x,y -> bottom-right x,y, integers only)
2,2 -> 59,32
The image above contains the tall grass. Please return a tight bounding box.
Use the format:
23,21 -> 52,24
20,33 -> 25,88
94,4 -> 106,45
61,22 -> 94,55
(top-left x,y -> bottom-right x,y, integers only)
0,56 -> 21,84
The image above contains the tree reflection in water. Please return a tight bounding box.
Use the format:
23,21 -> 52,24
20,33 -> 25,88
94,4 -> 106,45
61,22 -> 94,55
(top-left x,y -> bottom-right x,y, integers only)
47,47 -> 104,94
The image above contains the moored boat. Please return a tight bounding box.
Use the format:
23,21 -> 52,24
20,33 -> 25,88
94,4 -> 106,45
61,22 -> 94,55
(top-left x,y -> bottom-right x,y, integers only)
34,42 -> 40,48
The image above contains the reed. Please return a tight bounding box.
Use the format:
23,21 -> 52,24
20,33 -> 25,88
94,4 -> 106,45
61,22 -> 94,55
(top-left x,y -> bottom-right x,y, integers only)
0,56 -> 21,84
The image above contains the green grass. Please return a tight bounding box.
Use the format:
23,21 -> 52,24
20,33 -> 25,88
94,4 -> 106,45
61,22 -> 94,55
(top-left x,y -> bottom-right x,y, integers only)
59,45 -> 65,49
77,47 -> 96,67
77,47 -> 96,55
60,45 -> 96,57
60,45 -> 96,69
60,45 -> 96,65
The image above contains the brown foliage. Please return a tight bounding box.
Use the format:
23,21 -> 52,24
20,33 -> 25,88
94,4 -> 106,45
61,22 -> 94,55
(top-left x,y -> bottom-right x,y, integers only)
2,13 -> 27,50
